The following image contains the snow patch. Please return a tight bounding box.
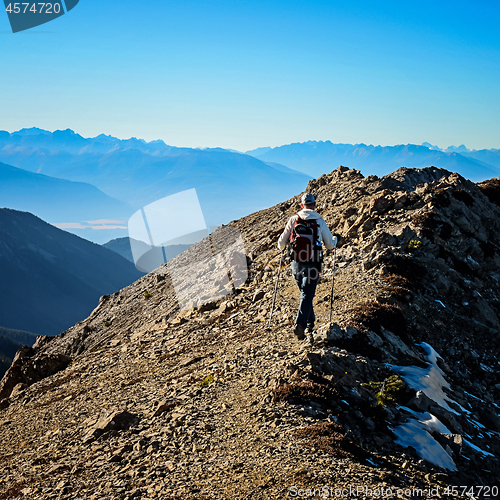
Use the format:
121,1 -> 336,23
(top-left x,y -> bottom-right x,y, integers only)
389,342 -> 460,414
399,407 -> 452,434
390,343 -> 496,468
391,419 -> 457,471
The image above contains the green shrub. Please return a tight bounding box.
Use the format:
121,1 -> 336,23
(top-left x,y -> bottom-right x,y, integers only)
198,374 -> 215,387
407,239 -> 422,252
361,375 -> 407,406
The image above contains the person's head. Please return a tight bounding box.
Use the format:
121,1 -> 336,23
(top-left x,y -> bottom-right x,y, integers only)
301,192 -> 316,210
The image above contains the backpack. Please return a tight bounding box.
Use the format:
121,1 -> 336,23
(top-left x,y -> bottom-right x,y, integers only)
289,215 -> 322,263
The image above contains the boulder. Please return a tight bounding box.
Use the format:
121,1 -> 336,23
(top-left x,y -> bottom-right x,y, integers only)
153,400 -> 178,417
0,347 -> 71,400
434,433 -> 463,458
0,345 -> 33,400
252,290 -> 265,302
83,411 -> 139,443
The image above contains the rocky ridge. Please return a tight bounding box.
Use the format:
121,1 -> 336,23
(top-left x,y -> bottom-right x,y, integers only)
1,166 -> 499,499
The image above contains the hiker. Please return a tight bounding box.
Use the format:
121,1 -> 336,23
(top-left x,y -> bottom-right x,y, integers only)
278,193 -> 337,339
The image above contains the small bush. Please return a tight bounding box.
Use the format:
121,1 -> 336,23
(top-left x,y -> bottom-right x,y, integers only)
361,375 -> 408,407
383,255 -> 426,288
346,301 -> 408,342
273,381 -> 338,407
407,239 -> 422,252
294,422 -> 361,459
382,274 -> 411,288
104,321 -> 111,327
198,374 -> 215,387
144,291 -> 152,299
381,273 -> 413,302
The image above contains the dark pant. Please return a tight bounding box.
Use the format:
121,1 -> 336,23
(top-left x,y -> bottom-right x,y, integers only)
291,261 -> 321,329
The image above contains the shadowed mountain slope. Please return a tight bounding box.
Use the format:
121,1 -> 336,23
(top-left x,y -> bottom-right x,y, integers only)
0,326 -> 38,347
0,209 -> 144,335
103,237 -> 191,264
463,148 -> 500,169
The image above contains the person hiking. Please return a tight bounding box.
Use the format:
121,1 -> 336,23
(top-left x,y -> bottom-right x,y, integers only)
278,193 -> 337,340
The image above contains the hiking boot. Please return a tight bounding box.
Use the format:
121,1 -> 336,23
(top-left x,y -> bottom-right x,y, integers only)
294,323 -> 306,340
305,325 -> 315,334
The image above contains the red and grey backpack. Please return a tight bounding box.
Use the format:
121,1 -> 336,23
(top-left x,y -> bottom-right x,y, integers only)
289,215 -> 322,262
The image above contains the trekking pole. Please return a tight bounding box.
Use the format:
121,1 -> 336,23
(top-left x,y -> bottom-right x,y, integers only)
329,247 -> 337,326
267,251 -> 284,330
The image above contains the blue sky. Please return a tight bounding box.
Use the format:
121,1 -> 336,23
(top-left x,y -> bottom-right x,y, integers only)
1,0 -> 499,151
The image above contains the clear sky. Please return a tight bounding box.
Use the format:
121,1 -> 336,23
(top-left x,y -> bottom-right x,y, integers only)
1,0 -> 499,151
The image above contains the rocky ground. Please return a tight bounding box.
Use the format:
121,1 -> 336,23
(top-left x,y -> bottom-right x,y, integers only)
1,166 -> 499,499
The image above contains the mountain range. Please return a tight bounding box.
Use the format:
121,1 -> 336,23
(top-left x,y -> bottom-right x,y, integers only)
0,129 -> 311,244
422,141 -> 500,163
1,129 -> 499,248
246,141 -> 500,180
0,208 -> 144,336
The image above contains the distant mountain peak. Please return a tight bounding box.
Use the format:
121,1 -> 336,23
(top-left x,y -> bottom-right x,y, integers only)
52,129 -> 85,139
14,127 -> 51,136
421,142 -> 441,150
445,144 -> 470,153
93,133 -> 115,140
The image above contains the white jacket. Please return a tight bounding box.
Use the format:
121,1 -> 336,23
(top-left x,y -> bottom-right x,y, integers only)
278,209 -> 337,251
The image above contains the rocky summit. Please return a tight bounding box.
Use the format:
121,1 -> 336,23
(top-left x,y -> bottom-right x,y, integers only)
1,166 -> 500,499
